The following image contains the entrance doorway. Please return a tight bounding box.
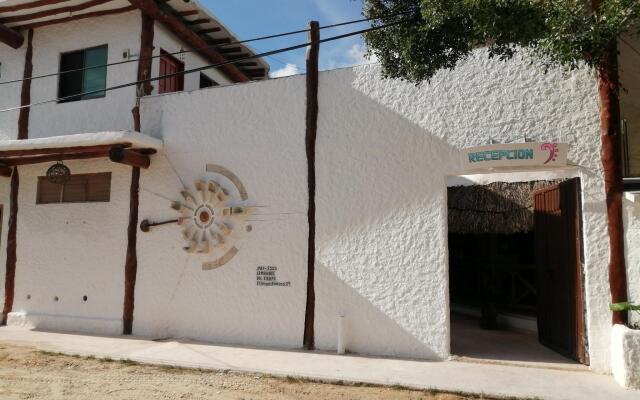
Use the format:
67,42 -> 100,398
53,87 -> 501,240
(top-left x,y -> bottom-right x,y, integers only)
448,178 -> 588,367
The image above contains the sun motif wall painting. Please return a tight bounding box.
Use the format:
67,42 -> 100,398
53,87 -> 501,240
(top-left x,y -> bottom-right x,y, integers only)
171,164 -> 253,270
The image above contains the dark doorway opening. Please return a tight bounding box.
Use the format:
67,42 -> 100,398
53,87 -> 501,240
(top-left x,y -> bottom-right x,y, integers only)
447,178 -> 588,367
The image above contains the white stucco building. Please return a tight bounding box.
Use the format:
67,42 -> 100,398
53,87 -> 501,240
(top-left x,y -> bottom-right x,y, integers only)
0,0 -> 639,390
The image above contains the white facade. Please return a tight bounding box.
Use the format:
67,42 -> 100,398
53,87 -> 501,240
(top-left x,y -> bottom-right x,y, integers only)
0,6 -> 637,381
136,54 -> 608,370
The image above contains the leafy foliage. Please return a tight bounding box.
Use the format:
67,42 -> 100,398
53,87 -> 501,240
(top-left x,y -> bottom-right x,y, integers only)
363,0 -> 640,82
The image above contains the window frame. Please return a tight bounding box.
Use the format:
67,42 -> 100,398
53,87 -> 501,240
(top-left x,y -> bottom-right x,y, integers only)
36,172 -> 112,205
199,73 -> 218,89
57,44 -> 108,103
158,49 -> 185,94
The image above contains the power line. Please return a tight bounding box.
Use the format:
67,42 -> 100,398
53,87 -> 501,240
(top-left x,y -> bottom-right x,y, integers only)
0,18 -> 411,113
0,11 -> 411,86
620,37 -> 640,58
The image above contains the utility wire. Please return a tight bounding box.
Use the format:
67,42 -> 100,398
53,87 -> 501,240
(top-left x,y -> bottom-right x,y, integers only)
0,18 -> 411,113
0,11 -> 411,86
620,37 -> 640,58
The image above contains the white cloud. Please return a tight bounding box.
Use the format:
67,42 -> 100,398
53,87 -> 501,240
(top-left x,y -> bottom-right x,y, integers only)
325,43 -> 379,70
270,63 -> 301,78
347,43 -> 378,65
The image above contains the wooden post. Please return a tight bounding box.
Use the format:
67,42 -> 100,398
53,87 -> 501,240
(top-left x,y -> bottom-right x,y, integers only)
132,11 -> 155,132
597,43 -> 628,325
303,21 -> 319,350
0,164 -> 12,178
1,168 -> 18,325
0,23 -> 23,49
123,167 -> 140,334
591,0 -> 628,325
17,29 -> 33,140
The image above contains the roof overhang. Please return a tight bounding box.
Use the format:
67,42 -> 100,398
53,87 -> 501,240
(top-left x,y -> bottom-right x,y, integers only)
0,0 -> 269,80
0,131 -> 162,172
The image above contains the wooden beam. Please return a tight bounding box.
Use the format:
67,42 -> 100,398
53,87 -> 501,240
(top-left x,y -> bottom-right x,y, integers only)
0,0 -> 114,24
109,147 -> 151,169
0,23 -> 24,49
0,164 -> 12,177
206,38 -> 231,45
122,166 -> 140,334
0,0 -> 72,13
185,18 -> 210,25
12,5 -> 137,30
234,61 -> 258,67
177,10 -> 198,16
226,53 -> 250,60
218,46 -> 241,54
127,0 -> 249,83
303,21 -> 320,351
1,167 -> 18,326
17,30 -> 33,140
3,150 -> 110,166
0,144 -> 129,158
196,27 -> 221,35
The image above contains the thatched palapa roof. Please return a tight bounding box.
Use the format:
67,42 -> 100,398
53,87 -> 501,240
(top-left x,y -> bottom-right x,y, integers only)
447,181 -> 560,235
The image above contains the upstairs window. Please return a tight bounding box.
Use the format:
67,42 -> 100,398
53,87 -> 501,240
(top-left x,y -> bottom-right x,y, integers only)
199,73 -> 218,89
37,173 -> 111,204
159,50 -> 184,93
58,45 -> 108,103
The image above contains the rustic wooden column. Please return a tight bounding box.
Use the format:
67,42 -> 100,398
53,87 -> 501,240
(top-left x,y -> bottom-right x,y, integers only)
1,168 -> 19,325
122,12 -> 154,335
1,30 -> 32,325
123,166 -> 140,334
17,29 -> 33,140
0,23 -> 23,49
303,21 -> 319,350
131,12 -> 154,132
597,42 -> 628,325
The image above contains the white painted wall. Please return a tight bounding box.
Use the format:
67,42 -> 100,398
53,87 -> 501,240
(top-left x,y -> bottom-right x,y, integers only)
0,40 -> 25,139
313,58 -> 607,369
1,40 -> 614,372
9,159 -> 133,335
0,11 -> 237,141
137,77 -> 308,347
27,11 -> 141,139
623,197 -> 640,327
137,51 -> 609,370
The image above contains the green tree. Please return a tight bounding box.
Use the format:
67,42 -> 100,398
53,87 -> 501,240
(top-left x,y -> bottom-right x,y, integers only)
363,0 -> 640,324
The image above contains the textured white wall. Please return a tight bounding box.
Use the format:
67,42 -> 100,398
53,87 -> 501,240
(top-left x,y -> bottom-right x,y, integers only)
623,198 -> 640,327
0,41 -> 26,139
26,11 -> 141,139
611,324 -> 640,389
138,51 -> 609,370
311,56 -> 608,370
0,11 -> 237,141
137,77 -> 308,347
9,159 -> 132,335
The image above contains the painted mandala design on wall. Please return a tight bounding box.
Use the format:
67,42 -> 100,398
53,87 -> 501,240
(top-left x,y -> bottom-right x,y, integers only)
171,164 -> 253,270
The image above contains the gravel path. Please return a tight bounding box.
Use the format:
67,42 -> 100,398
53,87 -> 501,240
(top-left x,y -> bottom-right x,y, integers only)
0,344 -> 484,400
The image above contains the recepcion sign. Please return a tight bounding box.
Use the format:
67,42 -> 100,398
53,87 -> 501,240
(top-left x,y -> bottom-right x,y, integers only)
463,142 -> 568,171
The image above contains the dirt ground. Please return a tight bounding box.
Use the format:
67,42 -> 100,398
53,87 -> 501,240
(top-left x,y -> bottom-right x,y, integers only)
0,343 -> 494,400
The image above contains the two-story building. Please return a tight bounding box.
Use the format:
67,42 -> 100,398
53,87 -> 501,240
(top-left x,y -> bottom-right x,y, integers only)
0,0 -> 639,390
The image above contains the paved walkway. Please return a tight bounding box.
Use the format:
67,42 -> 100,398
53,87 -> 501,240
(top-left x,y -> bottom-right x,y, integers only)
0,326 -> 636,400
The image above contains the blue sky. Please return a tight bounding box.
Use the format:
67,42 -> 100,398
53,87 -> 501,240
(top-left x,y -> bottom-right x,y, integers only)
201,0 -> 375,77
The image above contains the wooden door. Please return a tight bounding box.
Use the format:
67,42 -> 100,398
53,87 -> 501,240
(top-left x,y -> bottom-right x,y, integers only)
534,178 -> 587,364
159,50 -> 184,94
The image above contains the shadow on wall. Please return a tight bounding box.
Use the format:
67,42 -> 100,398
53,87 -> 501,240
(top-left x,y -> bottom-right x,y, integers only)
315,263 -> 443,359
315,67 -> 461,359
